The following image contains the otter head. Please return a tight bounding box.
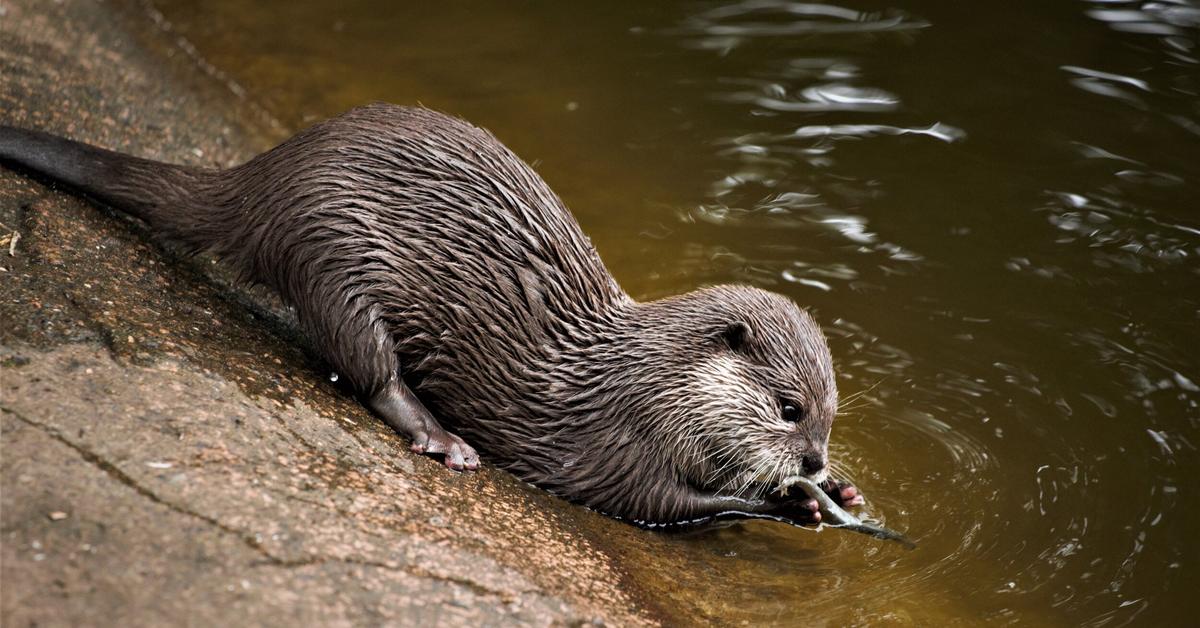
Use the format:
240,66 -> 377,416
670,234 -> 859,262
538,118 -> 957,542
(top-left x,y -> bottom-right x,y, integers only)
550,284 -> 838,523
626,285 -> 837,518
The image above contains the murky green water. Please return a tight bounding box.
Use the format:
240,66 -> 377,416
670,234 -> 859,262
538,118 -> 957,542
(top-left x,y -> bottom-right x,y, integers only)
147,0 -> 1199,624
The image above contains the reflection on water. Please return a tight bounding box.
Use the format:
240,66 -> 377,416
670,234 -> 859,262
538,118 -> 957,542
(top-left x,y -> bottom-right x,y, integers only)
148,0 -> 1199,624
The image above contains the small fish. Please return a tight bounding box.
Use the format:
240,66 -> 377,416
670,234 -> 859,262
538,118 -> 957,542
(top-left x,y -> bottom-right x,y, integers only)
781,475 -> 916,549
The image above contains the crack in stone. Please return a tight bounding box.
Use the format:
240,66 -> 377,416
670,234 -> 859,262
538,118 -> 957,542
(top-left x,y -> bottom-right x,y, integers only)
250,555 -> 523,600
2,404 -> 525,601
3,405 -> 283,562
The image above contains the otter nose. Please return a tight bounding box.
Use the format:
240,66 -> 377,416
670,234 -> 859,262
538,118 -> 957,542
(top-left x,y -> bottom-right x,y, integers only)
802,453 -> 826,476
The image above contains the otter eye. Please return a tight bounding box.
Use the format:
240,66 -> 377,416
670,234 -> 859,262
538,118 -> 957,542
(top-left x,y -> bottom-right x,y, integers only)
781,402 -> 803,423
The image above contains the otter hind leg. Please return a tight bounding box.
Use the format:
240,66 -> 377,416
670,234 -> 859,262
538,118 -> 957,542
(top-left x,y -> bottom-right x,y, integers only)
370,380 -> 480,471
289,283 -> 478,471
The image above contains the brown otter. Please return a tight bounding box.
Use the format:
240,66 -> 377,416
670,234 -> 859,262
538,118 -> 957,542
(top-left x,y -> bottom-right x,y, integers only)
0,103 -> 863,525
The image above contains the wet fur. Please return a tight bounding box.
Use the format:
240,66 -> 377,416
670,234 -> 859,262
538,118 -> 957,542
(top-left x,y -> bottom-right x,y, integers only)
0,104 -> 838,523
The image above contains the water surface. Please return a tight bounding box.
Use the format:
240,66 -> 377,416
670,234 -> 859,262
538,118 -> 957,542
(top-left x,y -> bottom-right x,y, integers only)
147,0 -> 1200,624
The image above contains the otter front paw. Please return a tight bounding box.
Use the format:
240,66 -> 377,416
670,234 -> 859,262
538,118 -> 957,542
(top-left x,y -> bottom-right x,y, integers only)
776,480 -> 864,524
787,496 -> 823,524
821,479 -> 865,508
411,428 -> 480,471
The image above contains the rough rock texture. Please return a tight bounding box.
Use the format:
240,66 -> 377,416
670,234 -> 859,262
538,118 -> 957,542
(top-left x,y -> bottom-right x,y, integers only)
0,1 -> 656,625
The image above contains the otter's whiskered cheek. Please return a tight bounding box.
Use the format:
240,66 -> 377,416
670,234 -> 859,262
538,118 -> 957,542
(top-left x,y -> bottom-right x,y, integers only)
682,354 -> 781,493
690,354 -> 755,400
687,356 -> 778,432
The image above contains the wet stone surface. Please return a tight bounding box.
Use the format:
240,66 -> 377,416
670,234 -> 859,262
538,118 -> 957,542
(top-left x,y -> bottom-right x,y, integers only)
0,1 -> 652,625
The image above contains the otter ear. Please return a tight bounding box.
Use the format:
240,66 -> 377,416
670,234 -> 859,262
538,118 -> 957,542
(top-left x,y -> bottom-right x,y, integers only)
719,321 -> 752,352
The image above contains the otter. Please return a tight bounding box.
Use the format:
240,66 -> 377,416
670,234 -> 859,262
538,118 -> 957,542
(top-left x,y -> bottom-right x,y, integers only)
0,103 -> 863,526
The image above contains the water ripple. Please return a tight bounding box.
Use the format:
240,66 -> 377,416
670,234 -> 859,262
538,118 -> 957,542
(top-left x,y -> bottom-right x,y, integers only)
1083,0 -> 1200,63
794,122 -> 965,142
677,0 -> 929,54
1040,191 -> 1200,268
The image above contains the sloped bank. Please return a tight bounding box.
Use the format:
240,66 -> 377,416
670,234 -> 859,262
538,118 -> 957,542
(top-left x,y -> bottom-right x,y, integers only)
0,0 -> 657,624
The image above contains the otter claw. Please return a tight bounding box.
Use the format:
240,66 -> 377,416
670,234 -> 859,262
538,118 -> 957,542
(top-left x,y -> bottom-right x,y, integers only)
411,430 -> 479,471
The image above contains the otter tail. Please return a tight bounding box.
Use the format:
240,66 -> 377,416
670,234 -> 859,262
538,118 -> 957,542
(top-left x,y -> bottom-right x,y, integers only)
0,125 -> 224,250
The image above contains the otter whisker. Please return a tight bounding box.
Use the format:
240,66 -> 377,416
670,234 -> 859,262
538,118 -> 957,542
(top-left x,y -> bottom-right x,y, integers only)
836,401 -> 868,415
837,378 -> 885,411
